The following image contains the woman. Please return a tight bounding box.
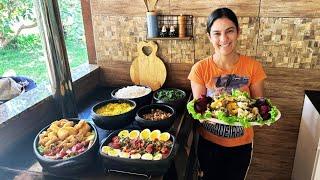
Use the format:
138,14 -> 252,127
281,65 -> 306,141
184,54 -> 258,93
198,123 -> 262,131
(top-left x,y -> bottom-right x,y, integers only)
188,8 -> 266,180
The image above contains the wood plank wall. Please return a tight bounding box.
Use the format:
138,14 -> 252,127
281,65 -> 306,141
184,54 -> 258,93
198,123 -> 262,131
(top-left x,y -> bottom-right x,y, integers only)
90,0 -> 320,179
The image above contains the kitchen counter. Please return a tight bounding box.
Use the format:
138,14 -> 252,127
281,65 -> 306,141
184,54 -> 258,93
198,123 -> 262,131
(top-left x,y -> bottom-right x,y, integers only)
305,90 -> 320,113
292,90 -> 320,179
0,86 -> 197,180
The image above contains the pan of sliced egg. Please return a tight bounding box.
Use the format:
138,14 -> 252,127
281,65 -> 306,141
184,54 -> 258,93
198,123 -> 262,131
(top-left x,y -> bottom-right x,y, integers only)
99,128 -> 178,176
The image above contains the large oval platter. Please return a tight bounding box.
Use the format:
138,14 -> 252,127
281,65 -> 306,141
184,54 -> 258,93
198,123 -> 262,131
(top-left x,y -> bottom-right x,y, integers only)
202,110 -> 281,126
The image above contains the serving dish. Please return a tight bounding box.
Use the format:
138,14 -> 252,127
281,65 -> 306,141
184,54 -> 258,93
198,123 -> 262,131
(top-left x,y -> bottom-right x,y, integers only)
153,88 -> 186,111
99,129 -> 178,176
135,104 -> 176,131
111,85 -> 153,108
33,118 -> 99,175
204,110 -> 281,126
91,99 -> 136,130
187,89 -> 281,127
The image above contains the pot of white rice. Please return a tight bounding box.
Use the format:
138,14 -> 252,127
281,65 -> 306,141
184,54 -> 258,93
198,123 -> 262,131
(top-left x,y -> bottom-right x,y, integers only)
111,85 -> 153,108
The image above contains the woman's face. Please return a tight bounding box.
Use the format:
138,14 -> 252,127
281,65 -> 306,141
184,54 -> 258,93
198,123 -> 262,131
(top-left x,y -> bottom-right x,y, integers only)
208,17 -> 239,56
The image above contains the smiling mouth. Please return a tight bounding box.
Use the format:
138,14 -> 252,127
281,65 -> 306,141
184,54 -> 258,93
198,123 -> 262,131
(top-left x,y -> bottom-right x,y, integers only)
220,43 -> 231,48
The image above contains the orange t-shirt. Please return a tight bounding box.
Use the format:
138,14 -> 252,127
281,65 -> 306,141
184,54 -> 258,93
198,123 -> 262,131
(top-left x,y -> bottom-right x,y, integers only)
188,55 -> 267,147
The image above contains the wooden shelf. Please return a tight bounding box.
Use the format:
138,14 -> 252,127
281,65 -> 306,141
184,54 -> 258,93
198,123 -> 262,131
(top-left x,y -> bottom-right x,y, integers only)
147,37 -> 193,40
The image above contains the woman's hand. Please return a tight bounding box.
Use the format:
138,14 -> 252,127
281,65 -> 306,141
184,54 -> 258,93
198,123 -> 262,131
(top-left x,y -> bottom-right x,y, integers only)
249,80 -> 265,98
191,81 -> 207,99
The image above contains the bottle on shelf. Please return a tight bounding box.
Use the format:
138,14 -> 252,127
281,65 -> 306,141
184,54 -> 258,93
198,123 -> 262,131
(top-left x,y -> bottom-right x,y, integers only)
178,14 -> 186,38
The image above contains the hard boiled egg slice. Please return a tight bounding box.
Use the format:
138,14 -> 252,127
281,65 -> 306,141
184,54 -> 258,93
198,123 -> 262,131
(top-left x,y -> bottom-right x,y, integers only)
107,149 -> 119,157
119,152 -> 130,158
130,153 -> 141,159
141,153 -> 153,160
153,153 -> 162,160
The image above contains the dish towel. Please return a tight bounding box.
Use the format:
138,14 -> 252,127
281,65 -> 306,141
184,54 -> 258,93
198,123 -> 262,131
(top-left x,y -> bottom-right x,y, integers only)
0,77 -> 24,101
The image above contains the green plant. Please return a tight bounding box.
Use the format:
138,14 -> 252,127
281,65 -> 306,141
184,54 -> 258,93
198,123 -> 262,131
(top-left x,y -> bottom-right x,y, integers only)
5,34 -> 41,50
58,0 -> 85,41
0,0 -> 37,48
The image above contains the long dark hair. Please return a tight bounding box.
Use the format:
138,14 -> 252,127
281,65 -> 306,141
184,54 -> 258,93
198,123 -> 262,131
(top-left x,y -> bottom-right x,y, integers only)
207,7 -> 239,34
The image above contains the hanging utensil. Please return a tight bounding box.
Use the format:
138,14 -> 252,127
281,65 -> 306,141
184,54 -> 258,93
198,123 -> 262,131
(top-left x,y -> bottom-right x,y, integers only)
143,0 -> 149,12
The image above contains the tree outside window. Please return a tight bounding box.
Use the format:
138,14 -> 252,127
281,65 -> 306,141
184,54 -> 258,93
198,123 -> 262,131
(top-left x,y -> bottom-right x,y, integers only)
0,0 -> 88,84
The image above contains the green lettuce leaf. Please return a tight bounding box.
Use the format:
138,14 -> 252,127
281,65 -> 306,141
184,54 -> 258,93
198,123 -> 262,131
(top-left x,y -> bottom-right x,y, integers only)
231,89 -> 249,98
187,99 -> 212,120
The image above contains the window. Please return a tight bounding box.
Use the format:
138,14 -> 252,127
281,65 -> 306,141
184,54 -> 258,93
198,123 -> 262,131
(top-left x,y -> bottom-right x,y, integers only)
0,0 -> 88,85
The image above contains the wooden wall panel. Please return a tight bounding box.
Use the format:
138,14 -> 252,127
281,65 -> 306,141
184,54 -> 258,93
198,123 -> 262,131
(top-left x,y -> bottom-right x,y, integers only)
98,61 -> 132,87
260,0 -> 320,18
91,0 -> 260,17
90,0 -> 170,16
165,63 -> 193,89
170,0 -> 260,17
98,62 -> 193,89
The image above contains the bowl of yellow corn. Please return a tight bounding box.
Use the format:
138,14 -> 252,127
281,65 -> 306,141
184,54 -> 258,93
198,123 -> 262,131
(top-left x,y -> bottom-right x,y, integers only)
91,99 -> 137,130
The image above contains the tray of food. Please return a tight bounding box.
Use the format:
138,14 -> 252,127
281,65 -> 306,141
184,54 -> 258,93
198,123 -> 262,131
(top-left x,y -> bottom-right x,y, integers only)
99,128 -> 177,176
187,89 -> 281,127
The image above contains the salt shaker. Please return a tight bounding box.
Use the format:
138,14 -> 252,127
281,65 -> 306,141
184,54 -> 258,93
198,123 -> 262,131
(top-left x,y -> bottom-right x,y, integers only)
169,25 -> 176,37
159,25 -> 168,37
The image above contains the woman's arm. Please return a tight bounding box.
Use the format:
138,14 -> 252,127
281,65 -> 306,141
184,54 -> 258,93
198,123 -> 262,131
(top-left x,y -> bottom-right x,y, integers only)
249,80 -> 265,98
191,81 -> 207,99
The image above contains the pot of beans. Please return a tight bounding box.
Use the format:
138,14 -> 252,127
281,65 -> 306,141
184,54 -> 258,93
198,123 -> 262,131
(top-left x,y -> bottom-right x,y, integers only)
135,104 -> 176,131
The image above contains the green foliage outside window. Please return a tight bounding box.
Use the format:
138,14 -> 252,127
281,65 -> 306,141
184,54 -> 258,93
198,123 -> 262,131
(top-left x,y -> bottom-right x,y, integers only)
0,0 -> 88,84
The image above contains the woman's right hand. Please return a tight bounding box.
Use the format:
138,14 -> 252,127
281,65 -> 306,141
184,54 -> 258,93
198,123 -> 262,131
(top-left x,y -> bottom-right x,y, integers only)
191,81 -> 206,99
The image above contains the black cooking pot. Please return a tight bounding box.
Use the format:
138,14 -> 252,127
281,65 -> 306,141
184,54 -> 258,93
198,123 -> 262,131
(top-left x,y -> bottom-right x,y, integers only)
153,88 -> 187,112
135,104 -> 176,131
99,130 -> 178,176
33,118 -> 99,175
91,99 -> 137,130
111,85 -> 153,108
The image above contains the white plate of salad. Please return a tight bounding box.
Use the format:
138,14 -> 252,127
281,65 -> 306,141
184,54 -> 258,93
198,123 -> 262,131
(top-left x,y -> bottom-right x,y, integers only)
187,89 -> 281,128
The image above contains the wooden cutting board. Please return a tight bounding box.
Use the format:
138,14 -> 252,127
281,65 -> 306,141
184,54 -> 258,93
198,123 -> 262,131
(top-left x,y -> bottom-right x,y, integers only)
130,41 -> 167,91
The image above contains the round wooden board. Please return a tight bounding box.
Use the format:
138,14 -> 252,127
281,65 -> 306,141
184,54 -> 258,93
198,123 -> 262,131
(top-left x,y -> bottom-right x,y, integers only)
130,41 -> 167,91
